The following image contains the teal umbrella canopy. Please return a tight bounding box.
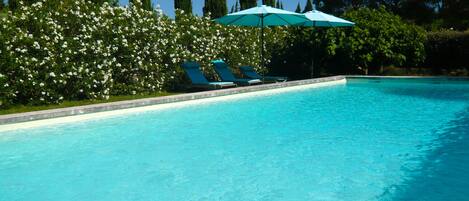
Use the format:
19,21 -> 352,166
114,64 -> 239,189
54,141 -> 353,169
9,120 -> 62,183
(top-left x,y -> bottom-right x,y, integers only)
214,5 -> 308,73
215,5 -> 307,27
298,10 -> 355,27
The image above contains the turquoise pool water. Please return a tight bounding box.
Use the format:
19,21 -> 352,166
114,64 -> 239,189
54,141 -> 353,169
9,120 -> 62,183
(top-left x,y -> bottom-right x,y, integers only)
1,78 -> 468,201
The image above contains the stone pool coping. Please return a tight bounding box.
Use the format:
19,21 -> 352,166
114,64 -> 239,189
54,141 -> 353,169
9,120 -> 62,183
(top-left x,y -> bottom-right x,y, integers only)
0,76 -> 345,125
347,75 -> 469,80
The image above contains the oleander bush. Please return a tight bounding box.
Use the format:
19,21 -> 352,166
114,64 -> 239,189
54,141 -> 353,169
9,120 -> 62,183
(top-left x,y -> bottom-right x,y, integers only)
0,0 -> 286,108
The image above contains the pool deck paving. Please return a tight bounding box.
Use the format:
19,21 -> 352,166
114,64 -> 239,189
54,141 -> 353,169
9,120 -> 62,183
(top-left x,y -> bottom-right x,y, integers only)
0,76 -> 346,125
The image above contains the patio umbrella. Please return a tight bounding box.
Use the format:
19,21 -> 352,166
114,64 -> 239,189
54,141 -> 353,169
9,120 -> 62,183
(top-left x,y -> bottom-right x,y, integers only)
296,6 -> 355,77
215,5 -> 307,70
298,10 -> 355,27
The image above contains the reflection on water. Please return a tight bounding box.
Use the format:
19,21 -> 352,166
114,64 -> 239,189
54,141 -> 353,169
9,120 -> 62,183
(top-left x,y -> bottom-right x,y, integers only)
388,107 -> 469,200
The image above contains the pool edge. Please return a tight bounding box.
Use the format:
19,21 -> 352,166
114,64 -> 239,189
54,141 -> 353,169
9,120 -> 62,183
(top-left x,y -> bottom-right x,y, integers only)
0,76 -> 345,129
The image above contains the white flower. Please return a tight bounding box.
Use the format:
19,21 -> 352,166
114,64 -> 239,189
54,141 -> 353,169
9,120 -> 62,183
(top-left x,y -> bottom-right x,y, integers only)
33,41 -> 40,49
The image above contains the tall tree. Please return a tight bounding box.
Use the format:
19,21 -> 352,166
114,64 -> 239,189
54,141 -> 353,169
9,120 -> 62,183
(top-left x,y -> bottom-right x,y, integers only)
204,0 -> 227,18
320,0 -> 346,15
397,0 -> 434,25
303,0 -> 313,13
440,0 -> 469,30
142,0 -> 152,10
295,2 -> 301,13
175,0 -> 192,14
262,0 -> 275,6
240,0 -> 256,10
0,0 -> 4,10
8,0 -> 19,11
234,0 -> 240,12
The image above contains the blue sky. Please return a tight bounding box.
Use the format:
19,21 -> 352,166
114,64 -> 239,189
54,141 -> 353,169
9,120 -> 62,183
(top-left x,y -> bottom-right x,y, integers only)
118,0 -> 311,17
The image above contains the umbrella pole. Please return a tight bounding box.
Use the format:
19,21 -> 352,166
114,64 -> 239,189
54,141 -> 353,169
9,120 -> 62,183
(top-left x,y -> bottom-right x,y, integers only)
260,16 -> 265,82
311,22 -> 316,78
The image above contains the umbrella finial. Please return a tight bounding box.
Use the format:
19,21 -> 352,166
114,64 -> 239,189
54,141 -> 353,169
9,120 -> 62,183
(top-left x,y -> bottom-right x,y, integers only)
312,3 -> 317,11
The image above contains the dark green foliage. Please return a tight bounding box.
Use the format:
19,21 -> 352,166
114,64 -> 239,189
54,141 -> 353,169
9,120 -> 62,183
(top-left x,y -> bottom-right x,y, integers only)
327,7 -> 427,74
175,0 -> 192,14
203,0 -> 227,19
425,30 -> 469,74
295,2 -> 301,13
0,0 -> 4,10
240,0 -> 256,10
262,0 -> 274,6
270,7 -> 427,77
303,0 -> 313,13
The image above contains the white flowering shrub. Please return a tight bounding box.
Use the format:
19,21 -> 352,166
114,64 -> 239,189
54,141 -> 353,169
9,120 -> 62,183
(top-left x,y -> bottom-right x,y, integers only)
0,0 -> 287,108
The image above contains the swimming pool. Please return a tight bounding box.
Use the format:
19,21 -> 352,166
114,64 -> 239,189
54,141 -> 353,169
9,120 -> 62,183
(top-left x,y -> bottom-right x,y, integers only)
0,77 -> 468,201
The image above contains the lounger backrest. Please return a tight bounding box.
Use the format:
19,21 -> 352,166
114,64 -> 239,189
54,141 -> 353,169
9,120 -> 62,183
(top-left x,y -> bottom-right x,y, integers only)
240,66 -> 262,79
181,61 -> 209,84
211,60 -> 237,81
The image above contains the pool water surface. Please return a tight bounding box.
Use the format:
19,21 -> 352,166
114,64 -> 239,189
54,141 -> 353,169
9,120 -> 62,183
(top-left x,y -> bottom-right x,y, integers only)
0,78 -> 468,201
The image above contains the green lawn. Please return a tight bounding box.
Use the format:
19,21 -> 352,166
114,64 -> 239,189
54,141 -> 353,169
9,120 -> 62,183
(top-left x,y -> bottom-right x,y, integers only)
0,92 -> 178,115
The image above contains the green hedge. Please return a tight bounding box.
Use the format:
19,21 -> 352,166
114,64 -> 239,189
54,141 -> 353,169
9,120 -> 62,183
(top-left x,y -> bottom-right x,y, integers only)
425,30 -> 469,74
0,0 -> 286,108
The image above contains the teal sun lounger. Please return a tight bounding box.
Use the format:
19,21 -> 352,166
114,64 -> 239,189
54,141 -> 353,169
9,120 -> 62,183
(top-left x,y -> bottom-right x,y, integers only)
211,60 -> 262,86
239,66 -> 288,83
181,61 -> 237,89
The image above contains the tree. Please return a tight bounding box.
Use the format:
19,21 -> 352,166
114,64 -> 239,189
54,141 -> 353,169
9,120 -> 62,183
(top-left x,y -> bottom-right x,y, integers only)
0,0 -> 4,10
204,0 -> 227,19
320,0 -> 346,15
230,0 -> 241,13
295,2 -> 301,13
280,1 -> 283,9
142,0 -> 152,11
262,0 -> 275,6
440,0 -> 469,30
175,0 -> 192,14
240,0 -> 256,10
234,0 -> 240,12
327,7 -> 426,74
397,0 -> 434,25
8,0 -> 19,11
303,0 -> 313,13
